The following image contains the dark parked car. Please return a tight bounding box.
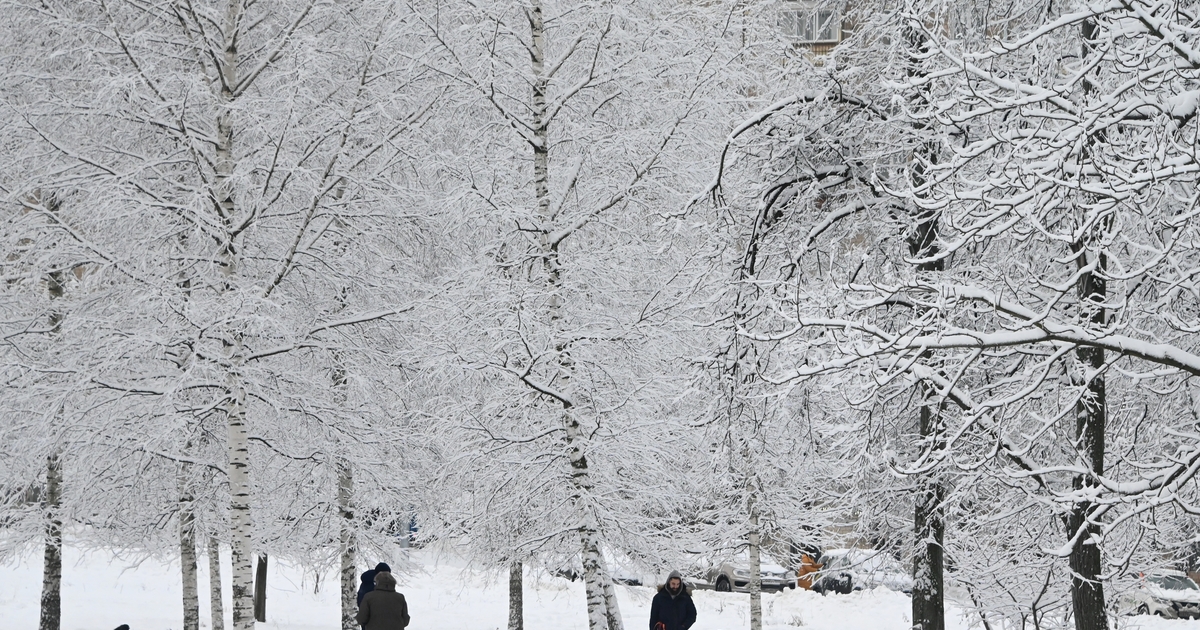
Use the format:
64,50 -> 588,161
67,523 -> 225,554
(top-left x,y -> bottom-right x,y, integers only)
812,549 -> 912,595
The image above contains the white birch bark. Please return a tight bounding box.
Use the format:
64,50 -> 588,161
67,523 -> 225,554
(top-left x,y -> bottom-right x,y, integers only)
225,359 -> 254,630
179,460 -> 200,630
527,3 -> 613,629
213,3 -> 254,628
599,562 -> 625,630
39,257 -> 66,630
337,458 -> 357,630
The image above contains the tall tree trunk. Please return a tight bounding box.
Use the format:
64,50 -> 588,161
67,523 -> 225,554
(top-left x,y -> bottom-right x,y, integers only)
526,2 -> 617,629
338,459 -> 357,630
253,554 -> 268,623
39,451 -> 63,630
888,18 -> 945,630
179,464 -> 200,630
508,561 -> 524,630
215,3 -> 254,628
748,502 -> 762,630
905,18 -> 946,627
208,538 -> 226,630
40,262 -> 67,630
1066,18 -> 1109,630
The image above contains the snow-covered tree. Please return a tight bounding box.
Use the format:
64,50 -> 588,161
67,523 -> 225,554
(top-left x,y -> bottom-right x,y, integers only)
1,2 -> 437,629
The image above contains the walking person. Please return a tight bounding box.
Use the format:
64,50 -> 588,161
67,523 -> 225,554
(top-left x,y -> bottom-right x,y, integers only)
356,571 -> 410,630
357,562 -> 392,606
649,570 -> 696,630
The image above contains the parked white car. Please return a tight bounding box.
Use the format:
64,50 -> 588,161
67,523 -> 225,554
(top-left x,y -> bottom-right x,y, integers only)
686,552 -> 797,592
812,549 -> 912,595
1120,571 -> 1200,619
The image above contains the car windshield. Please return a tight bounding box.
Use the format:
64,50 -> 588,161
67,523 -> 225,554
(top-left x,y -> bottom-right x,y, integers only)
730,552 -> 786,571
1149,575 -> 1200,591
858,554 -> 902,573
829,551 -> 901,573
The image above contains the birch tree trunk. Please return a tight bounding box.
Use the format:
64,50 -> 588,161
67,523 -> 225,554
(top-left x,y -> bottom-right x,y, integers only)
208,538 -> 226,630
599,563 -> 624,630
749,502 -> 762,630
527,3 -> 617,629
338,459 -> 357,630
39,262 -> 66,630
508,562 -> 524,630
225,365 -> 254,630
39,451 -> 62,630
214,3 -> 254,628
179,462 -> 200,630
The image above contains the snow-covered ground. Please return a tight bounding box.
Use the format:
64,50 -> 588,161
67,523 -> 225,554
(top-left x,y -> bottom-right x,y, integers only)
1,544 -> 1197,630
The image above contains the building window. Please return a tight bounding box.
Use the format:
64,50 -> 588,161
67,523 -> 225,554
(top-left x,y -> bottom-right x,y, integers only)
782,3 -> 841,45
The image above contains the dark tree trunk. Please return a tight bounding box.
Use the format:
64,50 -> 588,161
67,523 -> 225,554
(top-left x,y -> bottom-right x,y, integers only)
208,538 -> 226,630
253,554 -> 267,623
908,189 -> 945,630
508,561 -> 524,630
1066,18 -> 1109,630
912,405 -> 945,630
1067,250 -> 1108,630
39,452 -> 63,630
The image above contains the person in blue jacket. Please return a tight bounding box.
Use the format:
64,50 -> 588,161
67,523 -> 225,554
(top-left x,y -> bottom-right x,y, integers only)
357,562 -> 393,607
649,570 -> 696,630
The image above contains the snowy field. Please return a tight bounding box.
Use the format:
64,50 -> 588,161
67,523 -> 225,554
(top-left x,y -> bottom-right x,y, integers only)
1,544 -> 1197,630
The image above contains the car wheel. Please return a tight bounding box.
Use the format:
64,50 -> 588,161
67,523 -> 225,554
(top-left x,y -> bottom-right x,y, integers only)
715,576 -> 732,592
838,577 -> 853,595
1137,604 -> 1149,615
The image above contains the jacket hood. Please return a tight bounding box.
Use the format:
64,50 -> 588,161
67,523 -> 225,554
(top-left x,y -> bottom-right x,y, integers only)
374,570 -> 398,592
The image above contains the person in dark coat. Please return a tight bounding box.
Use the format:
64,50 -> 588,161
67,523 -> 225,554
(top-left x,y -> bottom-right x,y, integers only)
357,562 -> 392,606
356,570 -> 410,630
649,570 -> 696,630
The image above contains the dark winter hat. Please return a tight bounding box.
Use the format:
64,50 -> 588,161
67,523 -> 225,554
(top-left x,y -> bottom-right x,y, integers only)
115,626 -> 130,630
375,562 -> 392,573
375,570 -> 398,591
667,570 -> 683,581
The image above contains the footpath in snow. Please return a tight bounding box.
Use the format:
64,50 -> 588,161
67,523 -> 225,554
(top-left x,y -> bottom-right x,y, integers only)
1,545 -> 1196,630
